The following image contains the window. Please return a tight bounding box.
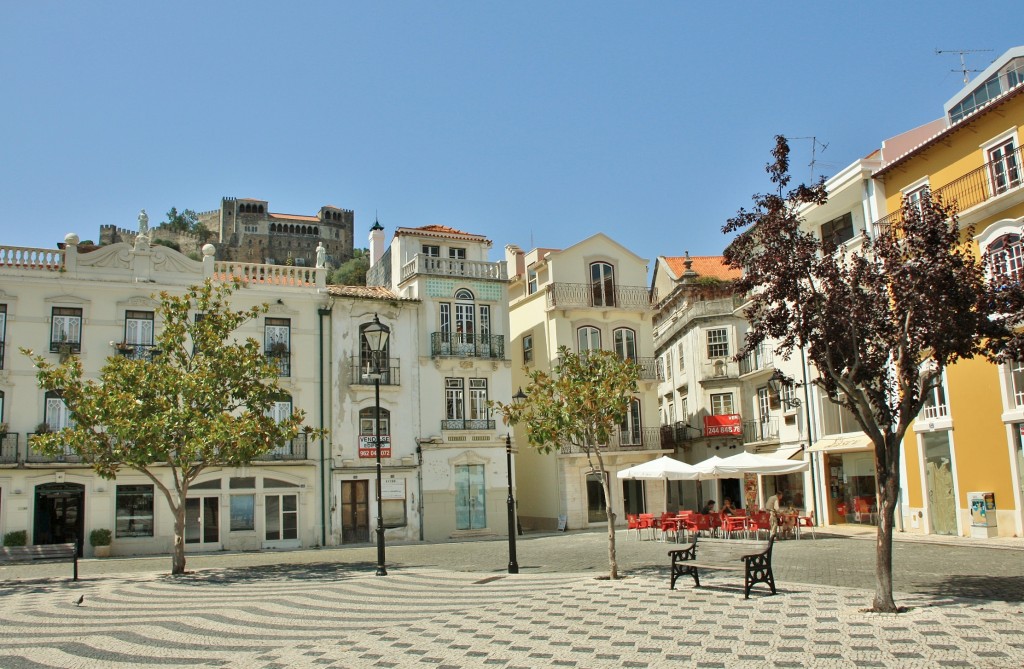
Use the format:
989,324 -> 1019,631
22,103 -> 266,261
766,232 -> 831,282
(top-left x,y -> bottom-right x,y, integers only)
0,304 -> 6,370
527,269 -> 538,295
359,406 -> 391,437
469,379 -> 488,420
758,386 -> 772,425
578,326 -> 601,352
116,485 -> 154,538
446,378 -> 464,420
0,390 -> 4,424
680,395 -> 688,422
613,328 -> 636,361
706,328 -> 729,359
590,262 -> 616,307
265,318 -> 291,377
124,310 -> 154,346
50,307 -> 82,353
988,233 -> 1024,285
44,390 -> 73,431
422,244 -> 440,257
921,378 -> 949,419
676,341 -> 685,370
1011,359 -> 1024,408
821,212 -> 854,247
711,392 -> 734,415
522,334 -> 534,364
989,138 -> 1021,195
230,495 -> 255,531
266,395 -> 296,457
448,247 -> 466,260
265,494 -> 298,541
619,397 -> 642,445
820,395 -> 860,435
664,349 -> 672,374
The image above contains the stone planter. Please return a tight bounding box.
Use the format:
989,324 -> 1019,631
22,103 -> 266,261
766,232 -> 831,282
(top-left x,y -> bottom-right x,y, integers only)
93,545 -> 111,558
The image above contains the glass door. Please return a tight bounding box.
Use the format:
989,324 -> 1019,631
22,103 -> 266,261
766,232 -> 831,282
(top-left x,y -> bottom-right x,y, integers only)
185,497 -> 220,546
922,431 -> 957,535
455,464 -> 486,530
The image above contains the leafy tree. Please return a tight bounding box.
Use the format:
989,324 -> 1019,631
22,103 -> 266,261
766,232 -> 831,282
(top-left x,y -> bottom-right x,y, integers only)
329,248 -> 370,286
165,207 -> 214,243
24,280 -> 321,575
722,136 -> 1016,612
151,238 -> 181,252
493,346 -> 640,580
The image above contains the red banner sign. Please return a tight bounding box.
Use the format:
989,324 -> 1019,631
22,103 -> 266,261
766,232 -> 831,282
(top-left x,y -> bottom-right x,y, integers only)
358,435 -> 392,458
703,414 -> 742,437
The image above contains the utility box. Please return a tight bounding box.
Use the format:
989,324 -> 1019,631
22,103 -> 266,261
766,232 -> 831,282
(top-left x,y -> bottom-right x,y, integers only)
968,492 -> 997,538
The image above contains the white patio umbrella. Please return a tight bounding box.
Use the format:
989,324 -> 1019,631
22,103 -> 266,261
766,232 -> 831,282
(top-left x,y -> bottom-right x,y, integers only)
690,455 -> 740,479
710,450 -> 810,476
616,456 -> 702,481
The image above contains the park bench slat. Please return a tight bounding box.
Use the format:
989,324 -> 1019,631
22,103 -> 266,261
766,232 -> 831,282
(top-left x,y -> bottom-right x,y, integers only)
668,536 -> 775,598
0,543 -> 78,580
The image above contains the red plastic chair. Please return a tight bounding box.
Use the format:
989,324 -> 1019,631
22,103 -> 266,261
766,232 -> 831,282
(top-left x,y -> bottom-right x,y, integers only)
795,511 -> 815,539
626,514 -> 640,540
658,512 -> 678,542
638,513 -> 656,540
720,514 -> 748,539
687,514 -> 713,538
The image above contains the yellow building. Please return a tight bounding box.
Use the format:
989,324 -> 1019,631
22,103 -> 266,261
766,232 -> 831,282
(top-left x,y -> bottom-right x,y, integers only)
872,46 -> 1024,537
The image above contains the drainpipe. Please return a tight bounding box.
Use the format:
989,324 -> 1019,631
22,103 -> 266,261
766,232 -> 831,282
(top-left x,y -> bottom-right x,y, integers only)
416,442 -> 425,541
318,304 -> 333,547
801,348 -> 820,525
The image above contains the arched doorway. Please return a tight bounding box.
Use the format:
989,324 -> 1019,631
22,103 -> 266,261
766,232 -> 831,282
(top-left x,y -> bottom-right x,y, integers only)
34,482 -> 85,556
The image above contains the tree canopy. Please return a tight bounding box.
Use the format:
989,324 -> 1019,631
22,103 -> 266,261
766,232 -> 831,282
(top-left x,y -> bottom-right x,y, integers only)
494,346 -> 640,579
24,280 -> 320,574
329,248 -> 370,286
722,135 -> 1020,612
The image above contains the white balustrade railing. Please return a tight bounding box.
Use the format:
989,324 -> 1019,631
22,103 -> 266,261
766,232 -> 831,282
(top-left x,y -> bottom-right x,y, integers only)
400,254 -> 507,282
0,245 -> 64,270
213,261 -> 321,287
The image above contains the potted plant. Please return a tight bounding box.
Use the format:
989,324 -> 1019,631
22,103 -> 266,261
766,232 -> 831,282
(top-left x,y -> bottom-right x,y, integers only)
89,528 -> 112,558
34,422 -> 51,435
3,530 -> 27,547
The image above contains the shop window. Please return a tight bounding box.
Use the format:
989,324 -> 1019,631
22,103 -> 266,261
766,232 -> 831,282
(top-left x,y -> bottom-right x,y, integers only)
265,494 -> 298,541
116,485 -> 154,538
230,495 -> 255,531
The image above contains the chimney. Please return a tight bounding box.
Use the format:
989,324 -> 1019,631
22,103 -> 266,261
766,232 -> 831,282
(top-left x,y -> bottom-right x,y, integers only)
369,217 -> 385,268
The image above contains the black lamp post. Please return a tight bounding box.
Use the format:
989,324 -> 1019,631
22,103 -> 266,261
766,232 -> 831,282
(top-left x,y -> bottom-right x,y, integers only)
506,387 -> 528,574
768,369 -> 802,409
364,313 -> 391,576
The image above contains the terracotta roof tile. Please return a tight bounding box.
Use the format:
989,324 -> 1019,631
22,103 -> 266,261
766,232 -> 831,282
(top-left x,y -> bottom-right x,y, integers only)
269,213 -> 321,222
663,255 -> 741,281
395,225 -> 487,241
324,285 -> 417,301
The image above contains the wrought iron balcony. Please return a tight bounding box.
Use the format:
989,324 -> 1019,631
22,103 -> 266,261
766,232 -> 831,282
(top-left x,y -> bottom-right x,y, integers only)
545,283 -> 656,311
115,343 -> 161,361
430,332 -> 505,359
441,419 -> 496,430
26,434 -> 82,463
873,143 -> 1024,237
660,421 -> 701,447
0,433 -> 18,465
255,433 -> 308,461
265,349 -> 291,377
349,356 -> 401,386
743,418 -> 779,444
559,427 -> 662,453
400,253 -> 507,283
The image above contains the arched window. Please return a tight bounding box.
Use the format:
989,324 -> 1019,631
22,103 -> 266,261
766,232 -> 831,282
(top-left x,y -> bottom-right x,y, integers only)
578,326 -> 601,352
988,233 -> 1024,285
590,262 -> 615,307
613,327 -> 636,360
359,406 -> 391,441
258,205 -> 264,213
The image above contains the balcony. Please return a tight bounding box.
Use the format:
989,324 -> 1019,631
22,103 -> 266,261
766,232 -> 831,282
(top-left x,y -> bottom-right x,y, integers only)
559,427 -> 662,454
635,357 -> 664,381
920,403 -> 950,420
739,345 -> 774,376
0,433 -> 18,465
115,343 -> 160,361
441,419 -> 496,430
545,283 -> 656,311
654,295 -> 746,343
743,418 -> 779,444
659,422 -> 701,447
26,434 -> 82,463
400,253 -> 507,283
349,357 -> 401,386
873,143 -> 1024,237
255,433 -> 308,461
430,332 -> 505,359
264,349 -> 292,377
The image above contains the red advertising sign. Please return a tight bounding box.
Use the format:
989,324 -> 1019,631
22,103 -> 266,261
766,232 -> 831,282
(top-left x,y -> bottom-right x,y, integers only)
703,414 -> 742,437
358,435 -> 392,458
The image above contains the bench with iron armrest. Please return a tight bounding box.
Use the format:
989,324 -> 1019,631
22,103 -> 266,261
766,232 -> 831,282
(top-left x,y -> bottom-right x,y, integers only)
668,535 -> 775,598
0,543 -> 78,580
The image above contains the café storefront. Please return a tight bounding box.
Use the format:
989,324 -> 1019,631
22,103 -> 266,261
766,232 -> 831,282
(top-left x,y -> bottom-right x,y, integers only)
808,434 -> 878,525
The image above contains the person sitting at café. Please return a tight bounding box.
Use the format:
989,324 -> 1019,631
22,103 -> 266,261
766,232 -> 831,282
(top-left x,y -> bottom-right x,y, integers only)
720,497 -> 737,515
700,500 -> 716,515
765,490 -> 786,537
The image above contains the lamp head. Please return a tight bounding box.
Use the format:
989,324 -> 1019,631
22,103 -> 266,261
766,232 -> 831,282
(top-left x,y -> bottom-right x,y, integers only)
512,387 -> 528,406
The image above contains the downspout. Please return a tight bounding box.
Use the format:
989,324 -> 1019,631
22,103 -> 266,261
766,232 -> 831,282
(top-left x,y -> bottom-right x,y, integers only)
318,304 -> 333,547
801,347 -> 820,525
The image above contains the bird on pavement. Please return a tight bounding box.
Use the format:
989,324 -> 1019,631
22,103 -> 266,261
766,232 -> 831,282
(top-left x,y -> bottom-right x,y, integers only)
74,595 -> 84,607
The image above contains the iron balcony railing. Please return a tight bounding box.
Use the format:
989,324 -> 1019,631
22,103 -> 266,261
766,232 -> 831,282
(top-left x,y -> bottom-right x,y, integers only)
545,283 -> 656,311
115,343 -> 160,361
441,419 -> 496,430
660,421 -> 701,447
26,434 -> 82,463
400,254 -> 507,283
0,433 -> 18,464
49,339 -> 81,355
264,349 -> 292,377
349,356 -> 401,386
873,143 -> 1024,237
559,427 -> 662,454
430,332 -> 505,359
739,344 -> 774,375
255,433 -> 308,461
743,418 -> 779,444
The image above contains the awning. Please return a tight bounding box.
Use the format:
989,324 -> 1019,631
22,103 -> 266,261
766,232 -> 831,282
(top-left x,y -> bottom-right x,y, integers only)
807,434 -> 873,454
757,445 -> 804,461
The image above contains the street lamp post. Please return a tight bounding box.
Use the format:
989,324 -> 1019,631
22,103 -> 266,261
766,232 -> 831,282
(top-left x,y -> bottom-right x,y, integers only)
506,387 -> 527,574
363,314 -> 391,576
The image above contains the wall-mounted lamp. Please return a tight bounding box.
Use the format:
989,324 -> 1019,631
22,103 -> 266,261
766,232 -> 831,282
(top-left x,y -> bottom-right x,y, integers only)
767,369 -> 803,409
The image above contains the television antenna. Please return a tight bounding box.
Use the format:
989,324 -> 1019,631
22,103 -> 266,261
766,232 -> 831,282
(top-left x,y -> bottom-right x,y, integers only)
935,48 -> 993,84
788,136 -> 829,181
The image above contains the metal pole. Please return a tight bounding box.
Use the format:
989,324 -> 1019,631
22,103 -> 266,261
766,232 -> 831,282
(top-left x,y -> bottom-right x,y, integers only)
375,360 -> 387,576
505,434 -> 519,574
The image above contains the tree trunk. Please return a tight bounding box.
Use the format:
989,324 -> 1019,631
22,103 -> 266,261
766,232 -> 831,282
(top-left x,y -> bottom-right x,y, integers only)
872,439 -> 901,612
171,502 -> 187,575
603,473 -> 618,580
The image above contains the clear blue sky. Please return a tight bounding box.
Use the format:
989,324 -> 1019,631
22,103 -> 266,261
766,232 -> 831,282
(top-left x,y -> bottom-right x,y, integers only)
2,3 -> 1020,269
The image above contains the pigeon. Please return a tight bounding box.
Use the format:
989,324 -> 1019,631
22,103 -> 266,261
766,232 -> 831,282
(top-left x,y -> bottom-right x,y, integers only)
74,595 -> 84,607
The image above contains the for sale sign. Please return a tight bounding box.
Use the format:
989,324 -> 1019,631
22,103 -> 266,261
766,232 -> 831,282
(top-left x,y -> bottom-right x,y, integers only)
703,414 -> 742,437
358,434 -> 392,458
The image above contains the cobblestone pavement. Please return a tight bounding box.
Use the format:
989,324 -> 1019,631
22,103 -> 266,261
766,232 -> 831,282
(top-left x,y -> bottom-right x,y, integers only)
0,530 -> 1022,668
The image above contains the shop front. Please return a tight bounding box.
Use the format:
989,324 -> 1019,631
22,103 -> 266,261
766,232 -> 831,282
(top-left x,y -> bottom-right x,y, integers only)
810,435 -> 878,525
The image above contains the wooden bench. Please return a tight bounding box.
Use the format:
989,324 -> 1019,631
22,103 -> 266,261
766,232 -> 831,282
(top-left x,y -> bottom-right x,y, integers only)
0,543 -> 78,580
668,536 -> 775,598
